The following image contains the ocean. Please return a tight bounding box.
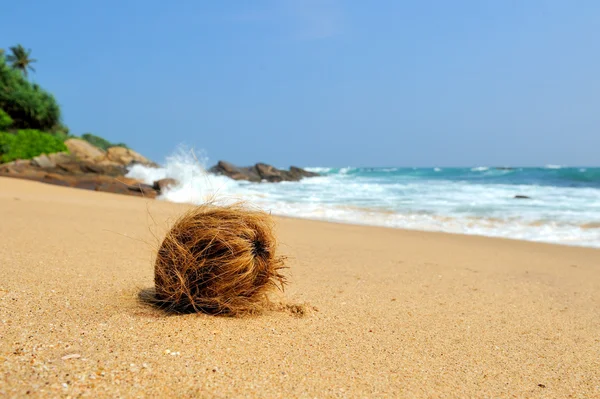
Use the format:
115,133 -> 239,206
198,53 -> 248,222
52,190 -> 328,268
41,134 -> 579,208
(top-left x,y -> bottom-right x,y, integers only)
126,149 -> 600,248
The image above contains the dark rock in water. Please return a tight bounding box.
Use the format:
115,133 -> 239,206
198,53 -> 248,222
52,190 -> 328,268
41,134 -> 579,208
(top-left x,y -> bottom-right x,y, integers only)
255,163 -> 284,182
514,195 -> 531,199
153,178 -> 178,192
289,166 -> 320,179
495,167 -> 515,170
209,160 -> 319,182
209,161 -> 261,182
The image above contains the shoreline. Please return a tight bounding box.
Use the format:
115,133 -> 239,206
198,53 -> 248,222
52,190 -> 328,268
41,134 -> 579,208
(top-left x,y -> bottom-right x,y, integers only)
3,173 -> 600,251
130,162 -> 600,250
1,177 -> 599,397
271,213 -> 600,251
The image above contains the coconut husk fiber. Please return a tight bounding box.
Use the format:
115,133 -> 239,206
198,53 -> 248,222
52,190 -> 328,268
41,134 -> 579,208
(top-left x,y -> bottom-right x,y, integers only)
154,203 -> 287,315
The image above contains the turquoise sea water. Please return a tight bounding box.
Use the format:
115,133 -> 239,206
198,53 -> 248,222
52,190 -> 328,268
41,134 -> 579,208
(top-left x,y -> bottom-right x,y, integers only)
312,166 -> 600,189
127,153 -> 600,248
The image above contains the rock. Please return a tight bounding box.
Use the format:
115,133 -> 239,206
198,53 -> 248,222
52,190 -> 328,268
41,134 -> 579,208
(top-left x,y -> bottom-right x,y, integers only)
31,154 -> 55,169
213,160 -> 239,175
127,184 -> 157,198
41,172 -> 74,187
0,170 -> 157,199
209,161 -> 261,182
65,140 -> 157,167
0,140 -> 160,198
209,161 -> 319,182
106,147 -> 156,167
50,159 -> 125,176
55,161 -> 84,175
255,163 -> 284,182
0,155 -> 157,199
153,178 -> 178,192
78,162 -> 127,176
514,195 -> 531,199
64,138 -> 106,161
0,159 -> 32,174
48,152 -> 72,165
93,176 -> 156,198
289,166 -> 320,179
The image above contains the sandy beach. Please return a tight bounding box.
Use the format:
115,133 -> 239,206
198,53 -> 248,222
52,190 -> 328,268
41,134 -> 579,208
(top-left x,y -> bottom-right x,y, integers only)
1,176 -> 599,398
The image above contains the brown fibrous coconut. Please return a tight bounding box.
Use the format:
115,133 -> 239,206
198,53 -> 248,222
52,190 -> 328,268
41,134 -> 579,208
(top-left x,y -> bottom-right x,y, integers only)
154,203 -> 287,315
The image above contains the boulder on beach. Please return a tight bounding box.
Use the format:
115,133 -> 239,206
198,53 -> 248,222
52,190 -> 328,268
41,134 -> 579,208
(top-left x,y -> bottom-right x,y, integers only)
105,146 -> 157,167
65,138 -> 156,167
64,138 -> 106,161
0,141 -> 163,198
0,166 -> 158,198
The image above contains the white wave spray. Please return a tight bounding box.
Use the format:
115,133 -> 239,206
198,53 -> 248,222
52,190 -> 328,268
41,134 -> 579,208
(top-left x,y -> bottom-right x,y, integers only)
126,146 -> 246,205
125,147 -> 600,248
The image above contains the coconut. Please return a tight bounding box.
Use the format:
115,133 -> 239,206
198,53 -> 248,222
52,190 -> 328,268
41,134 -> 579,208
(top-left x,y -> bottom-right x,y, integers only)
154,203 -> 286,315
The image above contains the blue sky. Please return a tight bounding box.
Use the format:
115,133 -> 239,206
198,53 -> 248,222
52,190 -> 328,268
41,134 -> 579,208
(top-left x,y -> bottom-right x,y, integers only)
2,1 -> 599,167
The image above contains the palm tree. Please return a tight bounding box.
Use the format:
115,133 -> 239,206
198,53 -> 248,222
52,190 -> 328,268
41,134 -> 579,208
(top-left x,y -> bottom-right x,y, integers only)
6,44 -> 36,77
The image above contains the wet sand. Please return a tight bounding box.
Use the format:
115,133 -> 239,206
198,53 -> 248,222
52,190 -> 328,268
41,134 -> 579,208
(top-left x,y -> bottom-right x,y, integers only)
1,177 -> 599,398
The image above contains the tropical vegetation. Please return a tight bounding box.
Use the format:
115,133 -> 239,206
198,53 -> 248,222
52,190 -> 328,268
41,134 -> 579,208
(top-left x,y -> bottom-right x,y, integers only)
0,44 -> 126,163
0,109 -> 13,130
6,44 -> 36,77
0,129 -> 67,163
81,133 -> 128,151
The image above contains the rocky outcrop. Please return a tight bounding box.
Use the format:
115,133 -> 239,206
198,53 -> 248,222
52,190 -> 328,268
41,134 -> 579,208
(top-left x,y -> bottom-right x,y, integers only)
209,161 -> 260,182
64,139 -> 106,161
64,139 -> 157,167
4,169 -> 157,198
0,149 -> 166,199
105,146 -> 158,167
209,161 -> 319,182
1,140 -> 314,199
289,166 -> 321,180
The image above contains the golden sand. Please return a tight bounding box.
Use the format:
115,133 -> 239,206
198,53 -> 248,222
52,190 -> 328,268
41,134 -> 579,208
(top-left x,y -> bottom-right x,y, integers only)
1,177 -> 599,398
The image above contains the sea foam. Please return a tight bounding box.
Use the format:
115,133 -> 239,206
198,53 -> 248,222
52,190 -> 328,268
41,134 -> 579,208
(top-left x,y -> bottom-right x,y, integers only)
126,148 -> 600,248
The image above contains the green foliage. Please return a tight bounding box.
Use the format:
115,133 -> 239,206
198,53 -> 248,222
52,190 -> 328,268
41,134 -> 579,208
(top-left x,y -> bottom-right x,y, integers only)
0,130 -> 68,163
50,123 -> 74,141
6,44 -> 36,77
52,130 -> 75,142
81,133 -> 111,150
111,142 -> 129,149
0,108 -> 12,130
0,54 -> 61,131
81,133 -> 128,150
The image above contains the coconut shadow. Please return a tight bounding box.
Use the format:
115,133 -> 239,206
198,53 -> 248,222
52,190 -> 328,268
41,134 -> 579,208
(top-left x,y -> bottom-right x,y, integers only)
137,287 -> 199,315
